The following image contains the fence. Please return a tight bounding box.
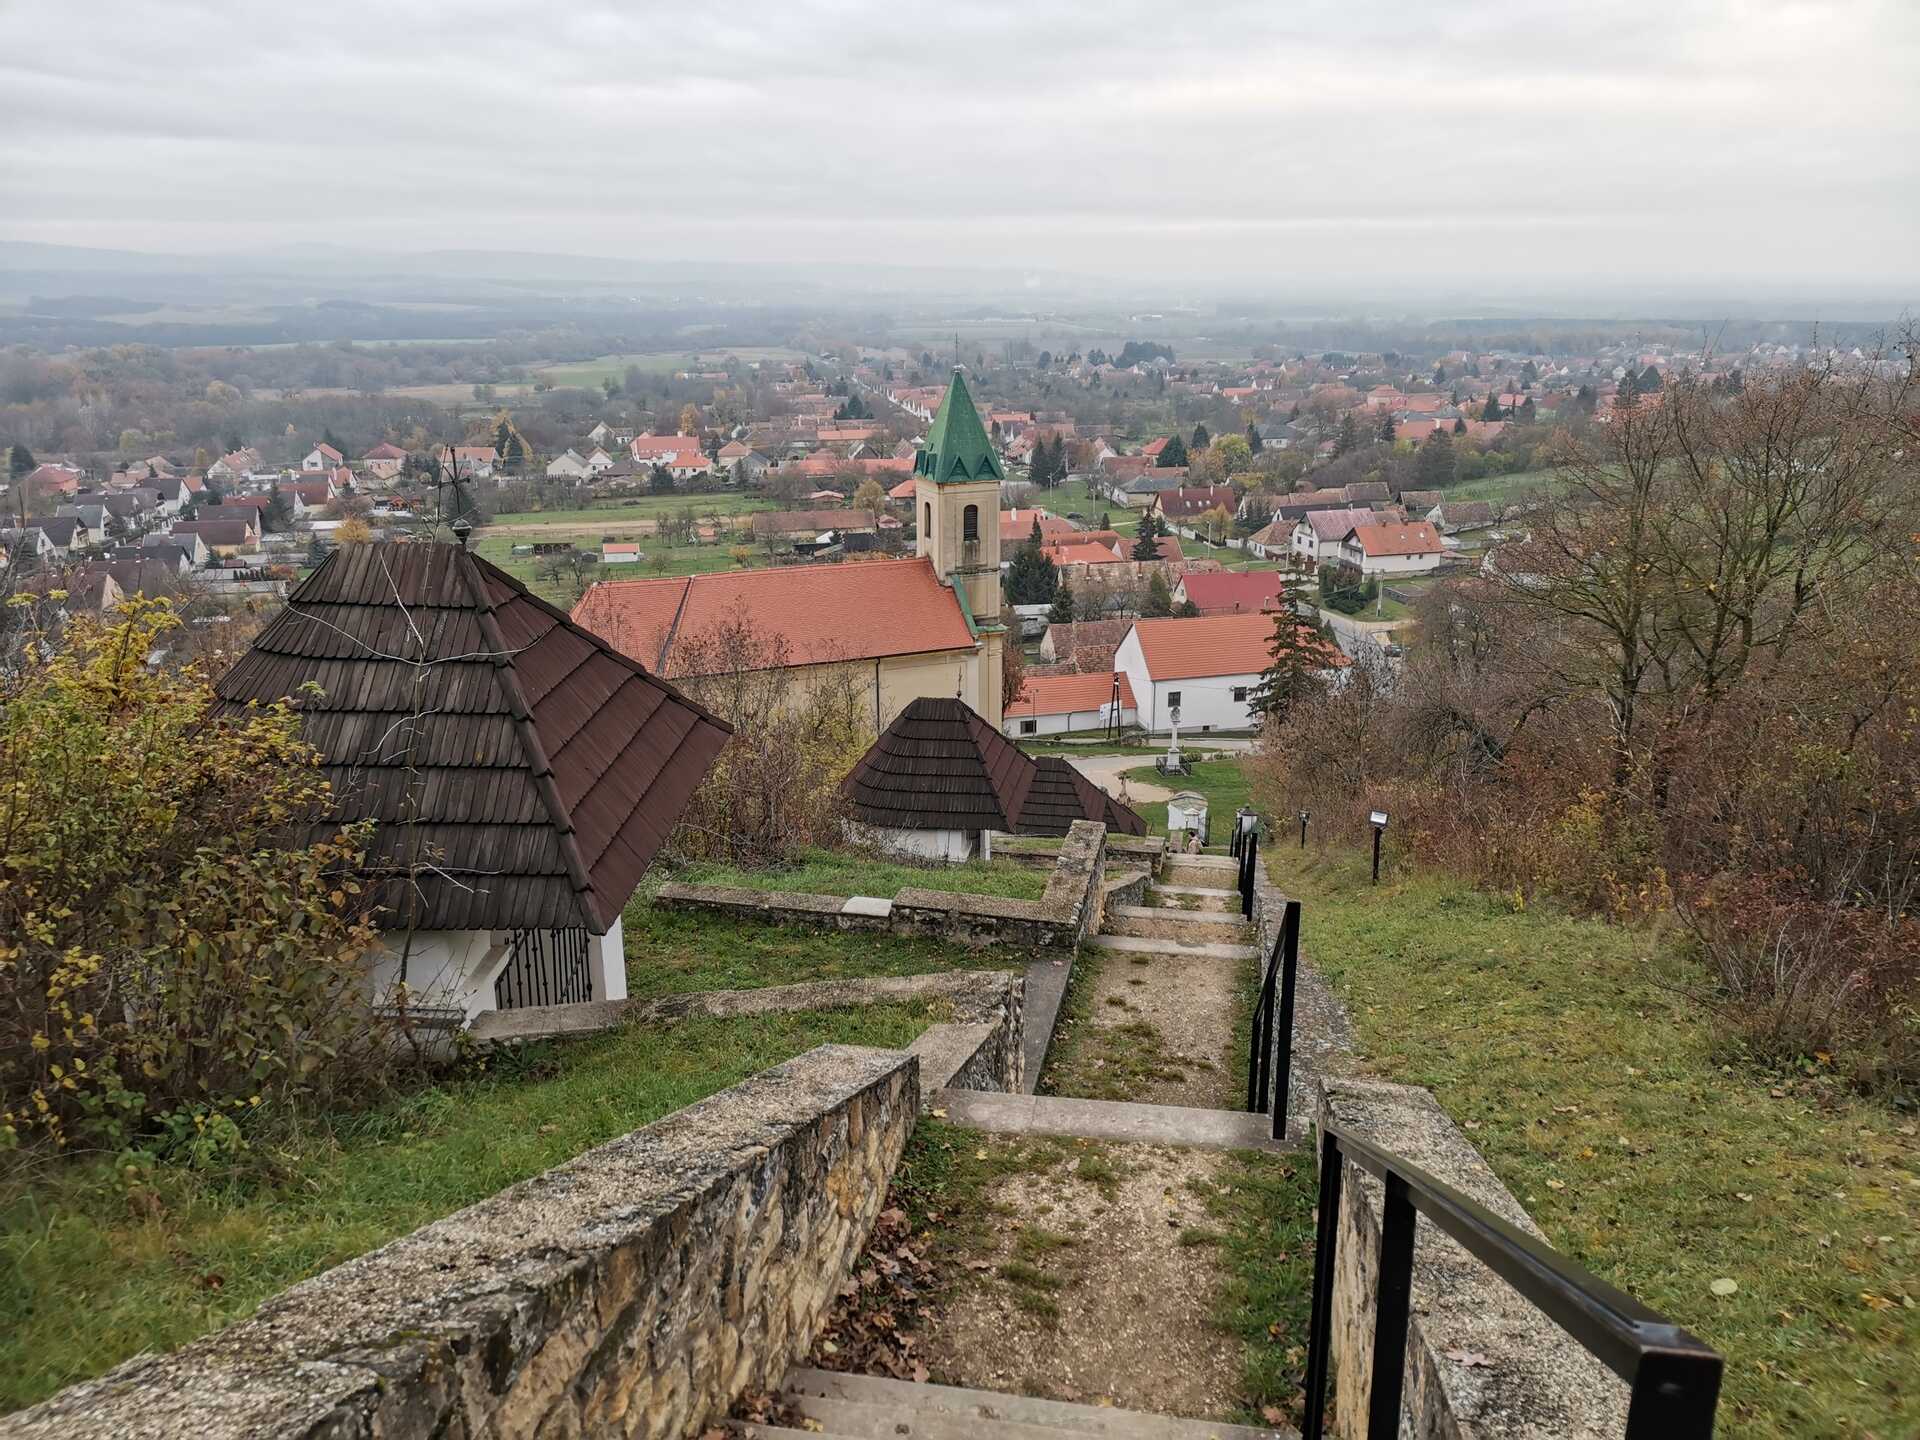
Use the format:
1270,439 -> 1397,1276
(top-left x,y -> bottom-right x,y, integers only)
1245,898 -> 1300,1141
1301,1121 -> 1723,1438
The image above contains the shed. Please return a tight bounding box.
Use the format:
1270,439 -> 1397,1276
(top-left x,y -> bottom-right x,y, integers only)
210,541 -> 730,1021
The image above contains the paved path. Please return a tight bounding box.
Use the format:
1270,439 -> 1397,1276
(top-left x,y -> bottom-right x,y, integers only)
1060,752 -> 1172,803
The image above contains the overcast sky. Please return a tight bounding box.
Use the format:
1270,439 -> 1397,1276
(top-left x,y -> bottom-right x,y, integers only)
2,0 -> 1915,297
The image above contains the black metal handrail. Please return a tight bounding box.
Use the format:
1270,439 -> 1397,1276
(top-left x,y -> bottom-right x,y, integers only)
1236,829 -> 1259,917
1303,1121 -> 1724,1439
1244,897 -> 1300,1141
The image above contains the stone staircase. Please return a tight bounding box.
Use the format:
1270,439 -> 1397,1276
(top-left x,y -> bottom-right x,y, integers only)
752,851 -> 1299,1440
742,1368 -> 1294,1439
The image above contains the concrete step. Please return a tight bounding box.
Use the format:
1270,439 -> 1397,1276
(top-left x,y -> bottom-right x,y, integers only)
1164,853 -> 1239,871
1149,883 -> 1237,899
933,1088 -> 1289,1151
1110,904 -> 1251,928
775,1367 -> 1295,1439
1086,933 -> 1258,962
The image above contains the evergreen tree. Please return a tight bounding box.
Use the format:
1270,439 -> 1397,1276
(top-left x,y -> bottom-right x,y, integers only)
1481,394 -> 1504,421
1378,411 -> 1396,442
1246,422 -> 1263,454
1518,396 -> 1536,423
1190,423 -> 1210,449
1413,430 -> 1456,489
1248,593 -> 1331,722
1334,412 -> 1358,457
1004,519 -> 1060,604
1522,359 -> 1539,384
1131,512 -> 1165,561
1157,433 -> 1188,468
1453,417 -> 1467,434
1142,570 -> 1173,617
649,463 -> 674,494
9,443 -> 35,482
1431,362 -> 1446,383
1049,583 -> 1076,624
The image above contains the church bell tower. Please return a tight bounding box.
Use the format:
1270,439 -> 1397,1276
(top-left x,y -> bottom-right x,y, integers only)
914,368 -> 1006,728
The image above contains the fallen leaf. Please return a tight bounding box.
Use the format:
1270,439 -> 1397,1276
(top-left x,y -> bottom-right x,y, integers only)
1709,1278 -> 1739,1297
930,1108 -> 948,1118
1262,1404 -> 1288,1423
1861,1293 -> 1895,1312
1735,1193 -> 1754,1203
1545,1179 -> 1566,1192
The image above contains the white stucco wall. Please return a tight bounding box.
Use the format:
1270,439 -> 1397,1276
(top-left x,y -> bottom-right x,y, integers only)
847,821 -> 980,862
1007,703 -> 1137,738
1116,627 -> 1259,733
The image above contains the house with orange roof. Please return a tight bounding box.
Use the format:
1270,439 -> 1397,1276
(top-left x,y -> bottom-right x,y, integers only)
302,442 -> 344,472
1116,611 -> 1344,734
1335,521 -> 1446,577
1006,670 -> 1138,738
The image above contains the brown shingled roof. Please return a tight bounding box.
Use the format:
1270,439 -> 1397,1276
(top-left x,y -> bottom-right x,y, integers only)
1025,757 -> 1146,837
841,696 -> 1141,837
210,542 -> 730,934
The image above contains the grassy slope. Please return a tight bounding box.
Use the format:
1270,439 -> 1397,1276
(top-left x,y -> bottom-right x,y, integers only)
623,895 -> 1025,998
0,1004 -> 934,1414
669,848 -> 1049,902
1270,848 -> 1918,1440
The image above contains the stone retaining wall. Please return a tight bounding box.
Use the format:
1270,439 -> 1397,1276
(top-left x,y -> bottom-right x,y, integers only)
1316,1076 -> 1630,1439
655,820 -> 1111,954
4,1047 -> 919,1440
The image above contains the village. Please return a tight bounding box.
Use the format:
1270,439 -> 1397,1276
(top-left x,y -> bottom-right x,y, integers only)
2,325 -> 1792,733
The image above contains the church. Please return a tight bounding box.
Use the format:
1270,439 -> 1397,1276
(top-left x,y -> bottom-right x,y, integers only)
573,369 -> 1009,730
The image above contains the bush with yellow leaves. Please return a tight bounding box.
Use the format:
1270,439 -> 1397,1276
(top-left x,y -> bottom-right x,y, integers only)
0,598 -> 390,1156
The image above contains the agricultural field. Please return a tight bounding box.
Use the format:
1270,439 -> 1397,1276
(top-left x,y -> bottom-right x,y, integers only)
531,347 -> 819,390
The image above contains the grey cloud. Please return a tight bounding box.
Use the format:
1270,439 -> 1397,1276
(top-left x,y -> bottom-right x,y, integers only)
0,0 -> 1915,294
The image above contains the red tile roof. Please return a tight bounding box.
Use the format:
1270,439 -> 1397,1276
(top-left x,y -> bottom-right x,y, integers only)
572,557 -> 973,676
1129,611 -> 1339,681
1001,508 -> 1077,544
1346,522 -> 1443,558
1045,541 -> 1126,566
1176,570 -> 1288,615
1011,670 -> 1136,719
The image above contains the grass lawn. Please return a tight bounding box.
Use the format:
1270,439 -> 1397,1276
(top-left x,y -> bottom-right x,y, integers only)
1268,848 -> 1918,1440
1123,756 -> 1253,839
0,1003 -> 936,1414
473,533 -> 748,605
623,894 -> 1026,998
487,494 -> 776,526
669,847 -> 1049,902
1446,466 -> 1561,508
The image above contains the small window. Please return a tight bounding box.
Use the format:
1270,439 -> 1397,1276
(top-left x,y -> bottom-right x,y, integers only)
963,504 -> 979,542
1019,719 -> 1037,735
1167,690 -> 1182,709
1232,686 -> 1247,703
923,501 -> 932,535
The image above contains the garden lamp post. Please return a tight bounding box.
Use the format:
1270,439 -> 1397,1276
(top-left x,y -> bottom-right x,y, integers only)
1299,809 -> 1310,848
1369,809 -> 1389,884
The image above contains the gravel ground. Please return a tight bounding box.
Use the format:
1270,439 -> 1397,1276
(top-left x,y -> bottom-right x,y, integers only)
918,1141 -> 1247,1420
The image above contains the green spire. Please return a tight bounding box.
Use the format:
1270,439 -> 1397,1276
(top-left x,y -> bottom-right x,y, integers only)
914,369 -> 1004,483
